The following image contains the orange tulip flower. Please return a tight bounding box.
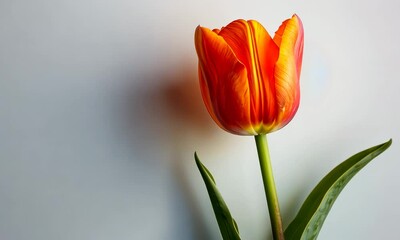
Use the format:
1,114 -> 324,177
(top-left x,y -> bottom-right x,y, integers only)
195,15 -> 304,135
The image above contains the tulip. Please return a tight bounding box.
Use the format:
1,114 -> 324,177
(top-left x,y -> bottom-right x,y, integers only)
194,15 -> 304,135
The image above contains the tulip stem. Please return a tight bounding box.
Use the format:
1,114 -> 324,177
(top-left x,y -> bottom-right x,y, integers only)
255,134 -> 285,240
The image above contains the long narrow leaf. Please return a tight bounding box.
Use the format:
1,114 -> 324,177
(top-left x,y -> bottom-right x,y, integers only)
195,153 -> 241,240
285,139 -> 392,240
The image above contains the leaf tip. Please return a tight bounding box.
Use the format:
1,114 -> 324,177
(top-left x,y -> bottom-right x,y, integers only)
381,138 -> 392,151
194,152 -> 200,164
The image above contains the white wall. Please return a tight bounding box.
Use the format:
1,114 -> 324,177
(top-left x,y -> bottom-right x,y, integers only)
1,0 -> 399,239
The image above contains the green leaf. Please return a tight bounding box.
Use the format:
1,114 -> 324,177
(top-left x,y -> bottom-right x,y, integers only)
195,152 -> 241,240
284,139 -> 392,240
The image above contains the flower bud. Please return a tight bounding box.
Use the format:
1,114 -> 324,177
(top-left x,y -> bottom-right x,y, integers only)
195,15 -> 304,135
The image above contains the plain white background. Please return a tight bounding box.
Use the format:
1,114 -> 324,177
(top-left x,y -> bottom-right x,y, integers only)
1,0 -> 399,239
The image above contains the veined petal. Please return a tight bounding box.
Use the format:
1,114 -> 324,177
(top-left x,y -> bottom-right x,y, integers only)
274,15 -> 304,77
247,20 -> 280,132
272,15 -> 304,130
218,20 -> 279,130
195,26 -> 255,135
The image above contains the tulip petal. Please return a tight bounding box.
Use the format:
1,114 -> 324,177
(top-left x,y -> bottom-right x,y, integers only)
247,20 -> 280,133
195,26 -> 255,135
273,15 -> 304,130
218,20 -> 279,132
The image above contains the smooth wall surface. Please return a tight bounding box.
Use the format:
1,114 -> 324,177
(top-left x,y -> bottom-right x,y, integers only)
1,0 -> 399,239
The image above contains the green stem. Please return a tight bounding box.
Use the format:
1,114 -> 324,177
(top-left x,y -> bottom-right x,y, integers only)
255,134 -> 285,240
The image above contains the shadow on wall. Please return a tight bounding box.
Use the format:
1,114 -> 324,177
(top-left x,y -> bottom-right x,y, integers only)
121,62 -> 218,240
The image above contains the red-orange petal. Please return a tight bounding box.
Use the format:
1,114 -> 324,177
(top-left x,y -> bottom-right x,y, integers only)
272,15 -> 304,131
247,20 -> 280,132
195,26 -> 255,135
218,20 -> 279,132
